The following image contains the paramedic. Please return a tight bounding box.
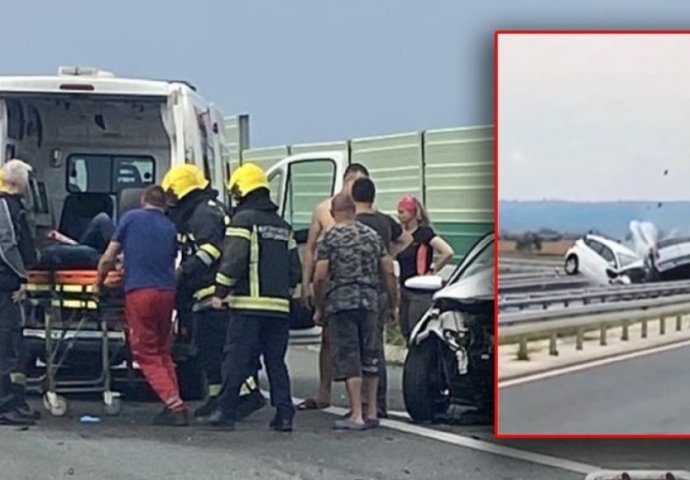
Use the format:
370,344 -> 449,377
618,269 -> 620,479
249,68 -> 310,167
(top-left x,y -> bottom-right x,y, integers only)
198,163 -> 301,431
162,164 -> 266,419
0,160 -> 39,426
95,185 -> 188,426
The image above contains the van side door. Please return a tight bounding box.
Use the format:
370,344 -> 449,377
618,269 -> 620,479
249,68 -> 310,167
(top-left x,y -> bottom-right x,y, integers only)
266,152 -> 347,237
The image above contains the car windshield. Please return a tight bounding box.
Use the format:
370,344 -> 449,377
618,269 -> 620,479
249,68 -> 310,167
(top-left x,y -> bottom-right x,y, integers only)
447,234 -> 493,285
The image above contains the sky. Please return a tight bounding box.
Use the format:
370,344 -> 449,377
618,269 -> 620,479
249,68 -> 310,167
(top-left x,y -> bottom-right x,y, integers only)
7,1 -> 690,149
499,33 -> 690,202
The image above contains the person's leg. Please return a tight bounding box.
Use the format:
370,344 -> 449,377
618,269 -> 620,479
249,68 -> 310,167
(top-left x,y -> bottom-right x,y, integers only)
125,290 -> 184,413
193,310 -> 222,416
214,312 -> 260,423
154,290 -> 181,403
0,292 -> 20,415
407,291 -> 434,336
78,212 -> 114,253
260,316 -> 294,425
317,325 -> 333,402
376,294 -> 388,417
331,310 -> 366,427
361,309 -> 382,424
297,324 -> 332,410
399,288 -> 412,343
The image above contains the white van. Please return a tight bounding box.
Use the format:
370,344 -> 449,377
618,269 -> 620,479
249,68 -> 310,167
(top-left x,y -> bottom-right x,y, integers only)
0,66 -> 230,225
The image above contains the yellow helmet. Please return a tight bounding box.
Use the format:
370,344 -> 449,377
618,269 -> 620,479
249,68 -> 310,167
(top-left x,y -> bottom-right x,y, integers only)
227,163 -> 269,198
161,164 -> 209,200
0,169 -> 4,191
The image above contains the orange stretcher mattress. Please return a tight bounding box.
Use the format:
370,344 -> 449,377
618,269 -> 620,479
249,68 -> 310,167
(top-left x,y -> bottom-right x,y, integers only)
27,269 -> 124,289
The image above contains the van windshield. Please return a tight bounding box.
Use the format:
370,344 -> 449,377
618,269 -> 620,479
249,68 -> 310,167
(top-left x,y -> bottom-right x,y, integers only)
67,154 -> 155,193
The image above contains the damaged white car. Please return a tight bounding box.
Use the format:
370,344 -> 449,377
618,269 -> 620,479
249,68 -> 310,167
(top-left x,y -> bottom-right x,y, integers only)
564,220 -> 690,285
563,234 -> 646,285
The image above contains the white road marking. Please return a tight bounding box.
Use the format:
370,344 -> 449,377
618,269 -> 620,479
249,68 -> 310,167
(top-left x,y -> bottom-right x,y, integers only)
279,392 -> 599,475
499,338 -> 690,389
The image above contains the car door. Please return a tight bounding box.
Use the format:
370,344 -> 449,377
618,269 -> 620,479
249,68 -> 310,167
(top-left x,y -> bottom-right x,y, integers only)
266,152 -> 347,330
580,238 -> 610,284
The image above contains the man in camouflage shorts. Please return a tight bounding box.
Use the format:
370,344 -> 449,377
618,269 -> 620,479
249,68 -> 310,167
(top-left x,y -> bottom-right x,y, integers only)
312,193 -> 397,431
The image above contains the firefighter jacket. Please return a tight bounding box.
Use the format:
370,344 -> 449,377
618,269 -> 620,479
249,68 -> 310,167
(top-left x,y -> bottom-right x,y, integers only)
0,193 -> 36,292
169,188 -> 230,311
215,190 -> 301,317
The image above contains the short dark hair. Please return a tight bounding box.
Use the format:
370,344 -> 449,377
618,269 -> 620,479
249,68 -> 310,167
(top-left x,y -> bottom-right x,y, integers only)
344,163 -> 369,179
143,185 -> 168,209
351,177 -> 376,203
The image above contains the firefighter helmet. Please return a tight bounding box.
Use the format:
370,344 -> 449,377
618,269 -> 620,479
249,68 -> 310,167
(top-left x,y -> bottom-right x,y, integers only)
161,164 -> 209,200
227,163 -> 269,198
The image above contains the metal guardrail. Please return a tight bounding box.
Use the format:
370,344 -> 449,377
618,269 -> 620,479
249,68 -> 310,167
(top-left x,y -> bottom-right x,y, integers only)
499,294 -> 690,359
500,280 -> 690,311
499,276 -> 592,293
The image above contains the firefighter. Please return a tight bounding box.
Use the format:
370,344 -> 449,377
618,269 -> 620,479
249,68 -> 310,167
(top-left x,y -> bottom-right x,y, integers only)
198,162 -> 301,432
161,164 -> 266,419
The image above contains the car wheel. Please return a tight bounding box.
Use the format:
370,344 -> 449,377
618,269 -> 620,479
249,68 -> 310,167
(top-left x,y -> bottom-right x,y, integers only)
564,254 -> 579,275
403,338 -> 451,423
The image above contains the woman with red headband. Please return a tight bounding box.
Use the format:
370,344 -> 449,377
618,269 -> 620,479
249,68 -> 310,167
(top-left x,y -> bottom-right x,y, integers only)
395,195 -> 454,342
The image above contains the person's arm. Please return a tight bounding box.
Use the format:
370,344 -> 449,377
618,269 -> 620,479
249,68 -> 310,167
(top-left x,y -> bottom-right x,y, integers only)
429,235 -> 454,274
388,217 -> 412,257
179,209 -> 224,284
312,235 -> 331,324
17,209 -> 37,268
312,259 -> 329,317
288,231 -> 302,293
380,254 -> 398,312
301,205 -> 325,305
95,241 -> 122,290
214,223 -> 251,301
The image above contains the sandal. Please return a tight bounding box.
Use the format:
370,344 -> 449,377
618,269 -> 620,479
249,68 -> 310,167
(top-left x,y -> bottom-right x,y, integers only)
296,398 -> 330,411
333,419 -> 368,431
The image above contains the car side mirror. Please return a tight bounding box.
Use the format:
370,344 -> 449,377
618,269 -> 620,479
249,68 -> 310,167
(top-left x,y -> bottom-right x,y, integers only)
404,275 -> 443,292
606,267 -> 619,279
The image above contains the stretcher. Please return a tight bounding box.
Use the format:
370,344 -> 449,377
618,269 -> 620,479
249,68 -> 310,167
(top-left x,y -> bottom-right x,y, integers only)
23,268 -> 127,417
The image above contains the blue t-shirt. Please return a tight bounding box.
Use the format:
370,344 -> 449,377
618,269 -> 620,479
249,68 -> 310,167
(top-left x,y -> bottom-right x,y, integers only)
113,208 -> 177,293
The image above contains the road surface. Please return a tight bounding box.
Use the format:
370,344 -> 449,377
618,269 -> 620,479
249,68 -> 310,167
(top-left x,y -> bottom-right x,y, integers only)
2,346 -> 690,479
499,343 -> 690,435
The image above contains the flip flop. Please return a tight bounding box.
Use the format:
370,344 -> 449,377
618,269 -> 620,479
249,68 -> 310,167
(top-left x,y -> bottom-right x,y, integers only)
295,398 -> 330,411
364,418 -> 380,429
333,419 -> 368,431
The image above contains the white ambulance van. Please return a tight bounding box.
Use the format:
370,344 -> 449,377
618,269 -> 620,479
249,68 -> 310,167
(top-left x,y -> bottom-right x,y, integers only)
0,67 -> 232,401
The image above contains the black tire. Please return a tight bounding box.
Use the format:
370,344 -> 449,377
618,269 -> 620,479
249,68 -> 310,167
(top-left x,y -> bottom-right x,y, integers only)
564,254 -> 579,275
403,338 -> 450,423
177,355 -> 206,401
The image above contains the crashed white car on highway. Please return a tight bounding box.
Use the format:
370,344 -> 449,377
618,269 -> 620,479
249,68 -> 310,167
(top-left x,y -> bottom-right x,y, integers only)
563,234 -> 646,285
564,219 -> 690,284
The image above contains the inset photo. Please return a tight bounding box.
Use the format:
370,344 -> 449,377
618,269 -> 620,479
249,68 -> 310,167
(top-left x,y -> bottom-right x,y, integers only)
497,31 -> 690,436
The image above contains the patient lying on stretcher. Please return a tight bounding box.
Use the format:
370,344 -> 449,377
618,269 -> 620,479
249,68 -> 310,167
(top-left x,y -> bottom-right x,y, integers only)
38,213 -> 115,270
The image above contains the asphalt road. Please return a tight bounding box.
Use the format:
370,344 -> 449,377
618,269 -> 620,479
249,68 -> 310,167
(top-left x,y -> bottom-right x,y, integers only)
3,346 -> 690,479
499,343 -> 690,435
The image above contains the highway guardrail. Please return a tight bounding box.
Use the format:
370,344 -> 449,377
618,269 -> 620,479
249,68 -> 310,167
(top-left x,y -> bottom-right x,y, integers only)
500,280 -> 690,311
499,294 -> 690,360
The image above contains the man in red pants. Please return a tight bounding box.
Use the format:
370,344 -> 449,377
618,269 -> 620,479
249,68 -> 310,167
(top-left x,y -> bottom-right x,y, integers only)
95,186 -> 187,426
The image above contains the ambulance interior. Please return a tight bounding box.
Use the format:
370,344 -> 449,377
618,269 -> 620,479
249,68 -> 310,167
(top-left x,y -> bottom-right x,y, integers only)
1,94 -> 171,246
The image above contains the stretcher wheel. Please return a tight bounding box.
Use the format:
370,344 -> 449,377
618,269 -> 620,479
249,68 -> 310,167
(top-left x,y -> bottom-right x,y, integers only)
43,393 -> 68,417
103,398 -> 122,417
103,393 -> 122,416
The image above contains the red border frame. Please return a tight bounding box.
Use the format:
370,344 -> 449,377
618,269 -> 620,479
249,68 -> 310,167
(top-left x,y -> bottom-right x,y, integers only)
493,30 -> 690,440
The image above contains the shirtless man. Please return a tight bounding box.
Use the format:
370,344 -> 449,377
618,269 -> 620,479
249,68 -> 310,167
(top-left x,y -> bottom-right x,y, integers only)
296,163 -> 370,411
